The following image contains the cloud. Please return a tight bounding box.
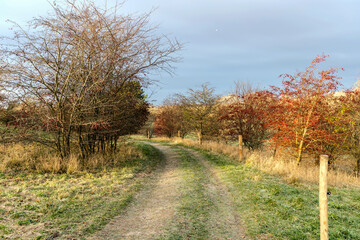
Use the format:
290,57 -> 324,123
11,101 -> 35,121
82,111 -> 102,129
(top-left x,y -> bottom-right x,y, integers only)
1,0 -> 360,103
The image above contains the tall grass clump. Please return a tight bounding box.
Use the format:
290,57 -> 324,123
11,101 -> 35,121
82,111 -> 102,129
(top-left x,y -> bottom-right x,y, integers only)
0,142 -> 143,174
245,150 -> 360,187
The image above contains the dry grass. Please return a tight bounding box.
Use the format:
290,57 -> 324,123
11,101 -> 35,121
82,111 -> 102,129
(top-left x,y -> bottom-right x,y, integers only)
152,136 -> 360,187
0,143 -> 161,239
0,143 -> 143,174
154,137 -> 241,159
246,150 -> 360,188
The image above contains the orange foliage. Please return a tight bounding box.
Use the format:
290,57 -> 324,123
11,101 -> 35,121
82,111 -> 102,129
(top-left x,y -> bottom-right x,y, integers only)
266,55 -> 347,163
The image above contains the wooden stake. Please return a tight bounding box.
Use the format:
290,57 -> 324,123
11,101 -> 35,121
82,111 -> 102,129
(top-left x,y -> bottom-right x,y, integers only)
319,155 -> 329,240
238,135 -> 243,161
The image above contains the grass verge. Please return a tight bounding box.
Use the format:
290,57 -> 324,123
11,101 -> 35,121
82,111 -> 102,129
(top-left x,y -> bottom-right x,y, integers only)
198,149 -> 360,240
0,142 -> 162,240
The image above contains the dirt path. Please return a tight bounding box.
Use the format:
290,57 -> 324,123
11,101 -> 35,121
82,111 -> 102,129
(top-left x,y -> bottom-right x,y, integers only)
90,143 -> 183,240
90,143 -> 248,240
184,148 -> 248,240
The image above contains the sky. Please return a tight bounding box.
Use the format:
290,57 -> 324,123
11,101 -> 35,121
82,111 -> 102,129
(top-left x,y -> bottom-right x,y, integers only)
1,0 -> 360,104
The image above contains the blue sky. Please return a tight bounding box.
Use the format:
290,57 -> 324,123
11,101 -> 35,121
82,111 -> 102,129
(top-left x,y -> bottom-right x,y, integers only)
1,0 -> 360,104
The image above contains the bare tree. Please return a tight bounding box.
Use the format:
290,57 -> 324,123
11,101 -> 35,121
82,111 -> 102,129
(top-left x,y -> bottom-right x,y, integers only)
233,80 -> 259,99
2,0 -> 181,158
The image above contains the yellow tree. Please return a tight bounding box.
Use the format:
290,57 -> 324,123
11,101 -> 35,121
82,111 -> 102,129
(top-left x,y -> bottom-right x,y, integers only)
176,83 -> 219,144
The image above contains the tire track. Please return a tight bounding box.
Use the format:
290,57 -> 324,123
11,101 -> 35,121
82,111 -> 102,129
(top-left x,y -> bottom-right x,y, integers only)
183,148 -> 248,240
89,143 -> 183,240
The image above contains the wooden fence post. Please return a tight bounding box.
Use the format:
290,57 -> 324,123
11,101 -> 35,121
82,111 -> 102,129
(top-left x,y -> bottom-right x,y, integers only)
178,130 -> 181,138
238,135 -> 243,161
319,155 -> 329,240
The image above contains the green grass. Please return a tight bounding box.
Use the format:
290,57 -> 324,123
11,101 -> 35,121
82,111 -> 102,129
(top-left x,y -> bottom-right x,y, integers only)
156,146 -> 215,240
198,150 -> 360,240
0,143 -> 163,240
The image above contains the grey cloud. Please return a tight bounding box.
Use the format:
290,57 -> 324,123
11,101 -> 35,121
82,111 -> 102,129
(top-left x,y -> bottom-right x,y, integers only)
1,0 -> 360,104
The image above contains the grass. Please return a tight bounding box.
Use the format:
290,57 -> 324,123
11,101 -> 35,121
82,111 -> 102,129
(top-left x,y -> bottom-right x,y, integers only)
156,146 -> 215,240
0,142 -> 163,239
198,149 -> 360,240
142,136 -> 360,187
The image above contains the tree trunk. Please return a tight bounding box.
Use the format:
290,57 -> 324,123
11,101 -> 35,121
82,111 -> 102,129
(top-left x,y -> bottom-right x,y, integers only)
114,137 -> 118,150
297,99 -> 317,165
66,129 -> 71,156
78,133 -> 86,162
273,145 -> 277,158
296,139 -> 304,165
55,130 -> 63,159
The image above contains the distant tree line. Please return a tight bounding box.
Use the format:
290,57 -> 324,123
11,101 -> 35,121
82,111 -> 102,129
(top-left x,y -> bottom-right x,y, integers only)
154,55 -> 360,174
